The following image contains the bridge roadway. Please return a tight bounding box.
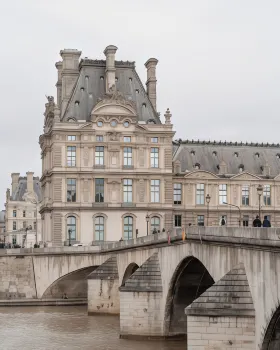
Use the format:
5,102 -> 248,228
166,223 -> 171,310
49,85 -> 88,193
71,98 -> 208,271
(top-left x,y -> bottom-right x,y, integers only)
1,227 -> 280,349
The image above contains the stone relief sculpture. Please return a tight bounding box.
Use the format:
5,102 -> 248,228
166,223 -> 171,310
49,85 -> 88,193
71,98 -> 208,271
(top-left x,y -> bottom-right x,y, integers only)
83,147 -> 89,166
83,180 -> 89,202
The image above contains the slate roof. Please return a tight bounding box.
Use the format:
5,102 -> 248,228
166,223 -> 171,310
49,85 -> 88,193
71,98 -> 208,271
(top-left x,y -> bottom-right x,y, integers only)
11,177 -> 42,202
62,59 -> 160,124
185,263 -> 255,317
173,141 -> 280,177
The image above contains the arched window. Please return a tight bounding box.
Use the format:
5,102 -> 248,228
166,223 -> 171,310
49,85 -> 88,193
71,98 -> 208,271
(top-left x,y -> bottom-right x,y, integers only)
123,216 -> 133,240
67,216 -> 76,240
95,216 -> 104,241
151,216 -> 160,233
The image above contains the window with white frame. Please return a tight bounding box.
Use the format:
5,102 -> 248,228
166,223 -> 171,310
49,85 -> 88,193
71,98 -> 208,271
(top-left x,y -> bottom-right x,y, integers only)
173,183 -> 182,204
95,216 -> 104,241
150,148 -> 159,168
123,216 -> 133,240
242,185 -> 250,206
196,184 -> 205,205
219,184 -> 227,204
124,136 -> 131,143
151,137 -> 158,143
67,179 -> 76,202
13,221 -> 16,230
123,147 -> 132,166
174,215 -> 182,227
67,146 -> 76,167
263,185 -> 271,206
96,135 -> 103,142
123,179 -> 133,203
197,215 -> 205,226
151,217 -> 160,233
67,216 -> 76,240
95,146 -> 104,165
13,210 -> 17,217
151,180 -> 160,202
95,179 -> 104,203
67,135 -> 76,141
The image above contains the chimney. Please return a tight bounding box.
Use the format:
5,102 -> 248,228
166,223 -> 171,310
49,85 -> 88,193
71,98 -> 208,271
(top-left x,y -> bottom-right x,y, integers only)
144,58 -> 158,111
26,172 -> 34,193
104,45 -> 118,93
11,173 -> 20,195
60,49 -> 82,116
55,61 -> 63,107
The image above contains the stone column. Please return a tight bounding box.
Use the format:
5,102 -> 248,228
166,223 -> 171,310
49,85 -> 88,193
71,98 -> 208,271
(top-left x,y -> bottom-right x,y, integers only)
87,256 -> 120,315
119,253 -> 164,339
185,263 -> 255,349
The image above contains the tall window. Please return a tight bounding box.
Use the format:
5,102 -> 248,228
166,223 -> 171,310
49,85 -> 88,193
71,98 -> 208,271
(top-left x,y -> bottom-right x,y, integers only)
95,179 -> 104,203
197,215 -> 205,226
243,215 -> 249,227
13,210 -> 17,217
67,216 -> 76,240
95,216 -> 104,241
151,180 -> 160,203
150,148 -> 159,168
263,185 -> 271,206
23,221 -> 26,229
23,210 -> 26,218
123,179 -> 133,203
174,215 -> 182,227
95,146 -> 104,165
12,236 -> 16,245
67,135 -> 76,141
123,216 -> 133,240
67,146 -> 76,167
151,217 -> 160,233
67,179 -> 76,202
34,222 -> 37,230
124,147 -> 132,166
174,183 -> 182,204
196,184 -> 205,205
219,184 -> 227,204
242,185 -> 250,206
13,221 -> 16,230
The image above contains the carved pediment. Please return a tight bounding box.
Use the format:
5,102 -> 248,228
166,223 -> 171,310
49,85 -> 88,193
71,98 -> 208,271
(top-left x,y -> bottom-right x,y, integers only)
91,89 -> 137,116
184,171 -> 219,180
230,172 -> 261,180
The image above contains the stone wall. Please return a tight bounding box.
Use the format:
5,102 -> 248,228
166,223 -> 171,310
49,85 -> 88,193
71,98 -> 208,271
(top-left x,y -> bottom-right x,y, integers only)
120,291 -> 164,338
187,315 -> 255,349
88,278 -> 120,315
0,256 -> 36,299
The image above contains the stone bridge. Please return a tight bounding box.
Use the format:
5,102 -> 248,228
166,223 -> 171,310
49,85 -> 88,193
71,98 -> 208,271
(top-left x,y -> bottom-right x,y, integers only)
1,227 -> 280,349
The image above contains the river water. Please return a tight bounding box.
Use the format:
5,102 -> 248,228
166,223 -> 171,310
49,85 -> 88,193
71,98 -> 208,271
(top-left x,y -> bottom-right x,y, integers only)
0,306 -> 186,350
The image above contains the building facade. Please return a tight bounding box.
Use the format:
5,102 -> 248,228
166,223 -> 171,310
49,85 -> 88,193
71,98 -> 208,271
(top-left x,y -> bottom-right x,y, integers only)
5,172 -> 42,247
40,44 -> 280,246
39,46 -> 174,246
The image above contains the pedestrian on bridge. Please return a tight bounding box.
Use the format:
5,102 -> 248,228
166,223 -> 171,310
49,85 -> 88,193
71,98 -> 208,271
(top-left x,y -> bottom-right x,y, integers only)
263,216 -> 271,228
253,215 -> 262,227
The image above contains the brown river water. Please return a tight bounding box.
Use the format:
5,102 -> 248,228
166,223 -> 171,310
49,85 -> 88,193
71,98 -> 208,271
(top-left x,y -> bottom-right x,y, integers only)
0,306 -> 186,350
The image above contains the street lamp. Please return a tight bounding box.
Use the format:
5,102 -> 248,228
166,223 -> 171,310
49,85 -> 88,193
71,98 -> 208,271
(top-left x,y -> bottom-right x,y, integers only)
145,214 -> 150,236
68,229 -> 72,246
257,184 -> 263,220
30,199 -> 42,247
206,194 -> 211,226
223,202 -> 241,227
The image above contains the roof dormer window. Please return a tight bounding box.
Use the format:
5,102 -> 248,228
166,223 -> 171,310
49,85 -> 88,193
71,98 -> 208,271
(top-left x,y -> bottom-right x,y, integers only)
191,150 -> 195,156
234,152 -> 239,157
255,152 -> 260,158
277,153 -> 280,159
212,151 -> 217,156
195,163 -> 200,170
239,164 -> 244,173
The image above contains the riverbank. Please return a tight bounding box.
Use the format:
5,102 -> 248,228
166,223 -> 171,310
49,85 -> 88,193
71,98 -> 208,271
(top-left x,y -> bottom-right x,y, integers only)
0,298 -> 87,307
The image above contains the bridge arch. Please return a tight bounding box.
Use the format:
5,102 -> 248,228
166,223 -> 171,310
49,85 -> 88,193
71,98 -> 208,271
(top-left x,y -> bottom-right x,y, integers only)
164,255 -> 214,336
41,266 -> 98,299
121,263 -> 139,286
262,304 -> 280,349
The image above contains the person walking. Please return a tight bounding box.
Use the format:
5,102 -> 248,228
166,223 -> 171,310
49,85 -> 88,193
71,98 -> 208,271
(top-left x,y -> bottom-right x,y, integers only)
263,216 -> 271,227
253,215 -> 262,227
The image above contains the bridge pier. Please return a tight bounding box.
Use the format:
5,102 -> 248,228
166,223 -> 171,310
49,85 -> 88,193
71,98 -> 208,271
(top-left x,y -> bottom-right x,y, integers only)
87,256 -> 120,315
185,264 -> 256,349
119,253 -> 165,339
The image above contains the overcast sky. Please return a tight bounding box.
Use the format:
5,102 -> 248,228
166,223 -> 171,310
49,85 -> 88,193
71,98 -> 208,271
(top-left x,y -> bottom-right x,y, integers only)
1,0 -> 280,207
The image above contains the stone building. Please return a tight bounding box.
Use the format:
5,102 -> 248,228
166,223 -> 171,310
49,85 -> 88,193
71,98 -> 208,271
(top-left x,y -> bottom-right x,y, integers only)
39,45 -> 174,246
0,210 -> 5,237
5,172 -> 42,247
40,44 -> 280,246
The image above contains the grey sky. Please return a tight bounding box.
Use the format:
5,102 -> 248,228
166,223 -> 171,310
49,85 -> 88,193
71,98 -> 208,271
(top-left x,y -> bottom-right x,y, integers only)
1,0 -> 280,206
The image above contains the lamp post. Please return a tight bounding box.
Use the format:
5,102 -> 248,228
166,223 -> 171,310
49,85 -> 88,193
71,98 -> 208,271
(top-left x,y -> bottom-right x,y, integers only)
206,194 -> 211,226
257,184 -> 263,220
30,199 -> 42,247
145,214 -> 150,236
68,229 -> 72,246
223,202 -> 241,227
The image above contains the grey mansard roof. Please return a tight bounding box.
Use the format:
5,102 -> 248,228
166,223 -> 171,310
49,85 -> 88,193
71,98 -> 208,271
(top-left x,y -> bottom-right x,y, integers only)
11,177 -> 42,202
173,140 -> 280,177
62,59 -> 160,123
